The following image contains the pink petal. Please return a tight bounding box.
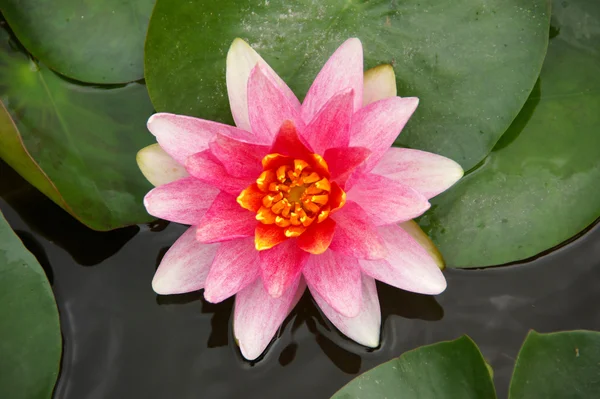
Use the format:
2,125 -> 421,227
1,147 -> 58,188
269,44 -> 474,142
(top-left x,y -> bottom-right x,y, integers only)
136,144 -> 189,187
203,237 -> 260,303
400,220 -> 445,269
289,278 -> 307,311
196,192 -> 256,243
185,150 -> 252,195
297,218 -> 337,255
301,89 -> 354,155
363,64 -> 397,106
371,148 -> 464,199
234,276 -> 301,360
247,64 -> 305,144
147,113 -> 253,165
303,250 -> 362,318
359,224 -> 446,295
209,134 -> 269,178
311,273 -> 381,348
347,174 -> 430,225
227,39 -> 301,133
152,227 -> 219,295
259,239 -> 310,298
323,146 -> 371,188
269,119 -> 314,157
329,201 -> 387,260
301,38 -> 363,122
349,97 -> 419,173
143,177 -> 219,225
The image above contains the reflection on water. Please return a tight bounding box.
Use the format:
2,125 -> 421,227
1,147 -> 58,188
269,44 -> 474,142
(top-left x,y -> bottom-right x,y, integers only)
1,179 -> 600,398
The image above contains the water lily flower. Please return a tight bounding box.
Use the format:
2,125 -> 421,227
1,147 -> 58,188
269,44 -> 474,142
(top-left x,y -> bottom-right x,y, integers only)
137,38 -> 463,360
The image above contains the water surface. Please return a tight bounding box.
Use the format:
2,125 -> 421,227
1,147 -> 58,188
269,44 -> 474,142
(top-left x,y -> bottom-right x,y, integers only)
1,161 -> 599,399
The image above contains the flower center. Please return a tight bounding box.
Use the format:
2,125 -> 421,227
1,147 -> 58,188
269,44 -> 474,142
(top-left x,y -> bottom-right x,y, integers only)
255,157 -> 331,237
288,185 -> 307,203
237,152 -> 346,243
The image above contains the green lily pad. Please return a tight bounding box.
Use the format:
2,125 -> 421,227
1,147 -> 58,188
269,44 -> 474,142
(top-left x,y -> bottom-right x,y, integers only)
332,331 -> 600,398
1,0 -> 155,83
509,330 -> 600,398
145,0 -> 549,170
331,336 -> 496,399
0,29 -> 155,231
0,209 -> 61,399
419,0 -> 600,267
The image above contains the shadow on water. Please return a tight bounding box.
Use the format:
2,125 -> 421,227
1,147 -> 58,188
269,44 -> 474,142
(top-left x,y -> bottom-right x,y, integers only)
0,160 -> 139,266
150,277 -> 444,376
15,229 -> 54,284
378,282 -> 444,321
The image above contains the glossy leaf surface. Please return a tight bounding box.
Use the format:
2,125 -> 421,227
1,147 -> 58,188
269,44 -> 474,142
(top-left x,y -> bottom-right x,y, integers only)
420,0 -> 600,267
0,210 -> 61,399
145,0 -> 549,170
510,330 -> 600,398
0,30 -> 155,230
332,336 -> 496,399
1,0 -> 155,83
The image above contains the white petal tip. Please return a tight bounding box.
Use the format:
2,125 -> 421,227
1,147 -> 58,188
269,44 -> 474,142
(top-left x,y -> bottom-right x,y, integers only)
202,290 -> 215,303
202,289 -> 227,304
146,112 -> 180,140
146,112 -> 158,126
337,38 -> 363,62
454,163 -> 465,179
136,144 -> 188,187
142,191 -> 152,209
136,148 -> 149,171
230,37 -> 251,50
396,268 -> 447,296
427,279 -> 448,296
146,112 -> 168,132
345,37 -> 363,48
151,278 -> 170,295
240,347 -> 262,361
369,64 -> 394,74
356,333 -> 380,348
423,200 -> 432,213
399,220 -> 447,270
237,339 -> 267,361
152,277 -> 197,296
363,64 -> 397,106
442,158 -> 465,191
227,38 -> 257,64
405,96 -> 420,108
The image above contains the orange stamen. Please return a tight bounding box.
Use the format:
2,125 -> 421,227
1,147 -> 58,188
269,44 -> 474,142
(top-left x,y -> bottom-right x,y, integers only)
276,165 -> 288,182
256,206 -> 277,224
256,170 -> 276,191
311,194 -> 329,206
240,150 -> 346,250
317,205 -> 330,223
285,225 -> 306,238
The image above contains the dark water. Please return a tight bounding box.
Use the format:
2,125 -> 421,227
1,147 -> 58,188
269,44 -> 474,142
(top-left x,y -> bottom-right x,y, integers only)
1,160 -> 599,399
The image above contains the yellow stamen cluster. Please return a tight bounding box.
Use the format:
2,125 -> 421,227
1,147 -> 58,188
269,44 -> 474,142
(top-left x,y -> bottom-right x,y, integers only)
256,158 -> 331,237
